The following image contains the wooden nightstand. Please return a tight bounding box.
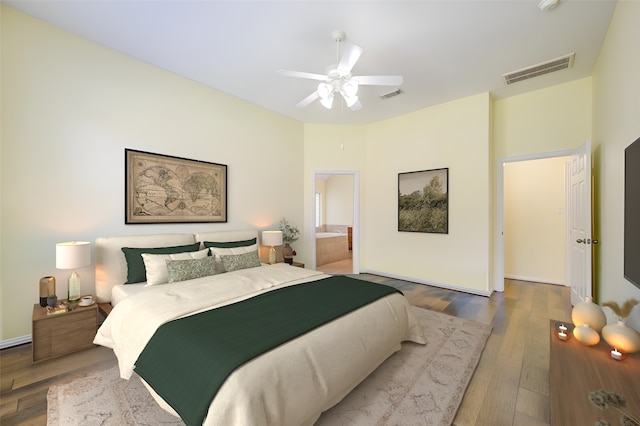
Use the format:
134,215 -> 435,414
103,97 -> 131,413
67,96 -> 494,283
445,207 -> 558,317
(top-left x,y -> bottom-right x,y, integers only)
32,298 -> 98,363
291,261 -> 305,268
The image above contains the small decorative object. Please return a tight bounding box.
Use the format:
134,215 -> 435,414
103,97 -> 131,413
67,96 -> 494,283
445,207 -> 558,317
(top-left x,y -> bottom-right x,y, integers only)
589,389 -> 640,426
554,322 -> 571,341
572,296 -> 607,333
610,348 -> 624,361
601,299 -> 640,354
46,295 -> 57,308
279,218 -> 300,264
46,301 -> 68,316
261,231 -> 283,265
56,241 -> 91,304
573,323 -> 600,346
39,276 -> 55,307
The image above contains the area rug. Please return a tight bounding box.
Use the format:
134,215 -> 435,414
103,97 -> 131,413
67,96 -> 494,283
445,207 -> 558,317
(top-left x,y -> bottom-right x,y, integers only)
47,307 -> 492,426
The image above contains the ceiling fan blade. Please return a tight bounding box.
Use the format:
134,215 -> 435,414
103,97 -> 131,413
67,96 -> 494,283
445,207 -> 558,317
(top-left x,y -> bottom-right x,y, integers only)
349,99 -> 363,111
354,75 -> 403,86
337,44 -> 364,76
278,69 -> 328,81
296,91 -> 320,108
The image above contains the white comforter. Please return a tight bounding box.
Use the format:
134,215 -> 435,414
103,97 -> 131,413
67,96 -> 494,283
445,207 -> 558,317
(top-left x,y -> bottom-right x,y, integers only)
94,264 -> 426,425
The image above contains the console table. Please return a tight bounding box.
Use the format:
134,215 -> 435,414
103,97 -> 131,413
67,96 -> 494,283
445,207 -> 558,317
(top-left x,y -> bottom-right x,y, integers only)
550,320 -> 640,425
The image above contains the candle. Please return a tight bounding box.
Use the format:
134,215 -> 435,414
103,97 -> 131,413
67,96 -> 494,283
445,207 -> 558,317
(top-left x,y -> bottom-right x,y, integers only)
558,331 -> 568,341
611,349 -> 623,360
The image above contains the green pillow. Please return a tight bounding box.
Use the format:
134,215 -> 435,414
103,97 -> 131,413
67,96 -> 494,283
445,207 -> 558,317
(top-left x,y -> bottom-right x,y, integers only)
203,238 -> 256,249
166,257 -> 216,283
219,251 -> 261,272
121,243 -> 201,284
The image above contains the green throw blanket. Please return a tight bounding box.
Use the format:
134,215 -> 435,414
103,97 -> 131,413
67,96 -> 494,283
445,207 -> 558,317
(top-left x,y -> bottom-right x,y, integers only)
134,275 -> 399,426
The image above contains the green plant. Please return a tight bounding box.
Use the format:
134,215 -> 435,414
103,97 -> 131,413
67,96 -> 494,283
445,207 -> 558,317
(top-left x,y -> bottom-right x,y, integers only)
279,218 -> 300,244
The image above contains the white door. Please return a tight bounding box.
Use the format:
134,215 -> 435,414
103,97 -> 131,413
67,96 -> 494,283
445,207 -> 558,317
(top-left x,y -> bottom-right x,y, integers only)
569,140 -> 593,306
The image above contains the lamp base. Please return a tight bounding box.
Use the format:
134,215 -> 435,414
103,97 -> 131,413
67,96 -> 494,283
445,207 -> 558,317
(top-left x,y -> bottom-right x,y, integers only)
268,246 -> 276,264
67,271 -> 81,303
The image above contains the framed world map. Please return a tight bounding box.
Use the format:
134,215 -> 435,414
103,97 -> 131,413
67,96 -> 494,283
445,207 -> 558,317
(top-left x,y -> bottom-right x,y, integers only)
125,149 -> 227,224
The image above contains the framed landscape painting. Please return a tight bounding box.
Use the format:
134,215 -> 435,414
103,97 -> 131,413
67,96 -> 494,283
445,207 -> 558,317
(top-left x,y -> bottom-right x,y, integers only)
125,149 -> 227,224
398,168 -> 448,234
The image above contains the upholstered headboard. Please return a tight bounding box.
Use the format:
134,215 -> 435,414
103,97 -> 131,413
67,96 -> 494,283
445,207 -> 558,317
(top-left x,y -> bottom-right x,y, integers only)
95,230 -> 259,303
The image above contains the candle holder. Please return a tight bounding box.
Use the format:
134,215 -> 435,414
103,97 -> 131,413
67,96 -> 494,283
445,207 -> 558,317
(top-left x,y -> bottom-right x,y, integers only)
608,347 -> 628,361
554,322 -> 571,341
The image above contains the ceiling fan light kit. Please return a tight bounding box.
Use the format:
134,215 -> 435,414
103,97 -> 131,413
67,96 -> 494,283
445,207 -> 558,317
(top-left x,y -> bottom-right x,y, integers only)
278,30 -> 402,111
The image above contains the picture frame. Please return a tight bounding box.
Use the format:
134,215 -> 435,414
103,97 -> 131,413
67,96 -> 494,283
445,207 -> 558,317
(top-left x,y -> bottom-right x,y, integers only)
125,149 -> 227,224
398,168 -> 448,234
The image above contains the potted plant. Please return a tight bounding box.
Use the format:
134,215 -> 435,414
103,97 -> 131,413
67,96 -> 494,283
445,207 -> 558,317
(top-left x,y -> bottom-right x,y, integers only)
279,218 -> 299,264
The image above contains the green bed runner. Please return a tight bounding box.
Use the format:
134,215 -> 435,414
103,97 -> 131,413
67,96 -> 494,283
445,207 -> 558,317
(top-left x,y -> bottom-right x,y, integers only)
134,275 -> 399,426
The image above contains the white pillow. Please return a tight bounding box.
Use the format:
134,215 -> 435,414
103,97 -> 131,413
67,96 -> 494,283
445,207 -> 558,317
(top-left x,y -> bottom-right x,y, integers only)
142,248 -> 210,286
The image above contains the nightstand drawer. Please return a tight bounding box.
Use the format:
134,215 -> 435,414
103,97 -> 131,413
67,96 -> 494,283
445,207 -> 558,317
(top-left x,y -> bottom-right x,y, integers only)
32,301 -> 98,363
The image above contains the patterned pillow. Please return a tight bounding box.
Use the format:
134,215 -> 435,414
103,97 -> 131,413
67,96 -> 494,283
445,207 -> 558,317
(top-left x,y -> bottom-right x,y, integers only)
166,257 -> 216,283
142,248 -> 210,286
219,251 -> 261,272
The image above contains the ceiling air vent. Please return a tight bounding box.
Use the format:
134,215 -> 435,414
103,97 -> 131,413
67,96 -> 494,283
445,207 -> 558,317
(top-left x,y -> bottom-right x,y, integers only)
378,88 -> 404,100
502,52 -> 575,85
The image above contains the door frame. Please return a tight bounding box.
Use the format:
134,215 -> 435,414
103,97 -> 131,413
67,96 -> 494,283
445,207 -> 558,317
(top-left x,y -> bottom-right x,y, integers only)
495,148 -> 576,292
311,170 -> 360,273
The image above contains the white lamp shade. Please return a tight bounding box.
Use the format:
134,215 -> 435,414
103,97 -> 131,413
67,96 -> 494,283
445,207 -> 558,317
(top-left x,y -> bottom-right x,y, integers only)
262,231 -> 283,247
56,241 -> 91,269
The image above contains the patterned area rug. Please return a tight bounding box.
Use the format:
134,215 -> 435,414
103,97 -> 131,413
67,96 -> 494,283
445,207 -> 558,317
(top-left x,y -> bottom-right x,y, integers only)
47,307 -> 491,426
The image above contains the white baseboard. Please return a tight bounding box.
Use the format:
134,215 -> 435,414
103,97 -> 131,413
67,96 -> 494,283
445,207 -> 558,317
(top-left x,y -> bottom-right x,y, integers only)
504,274 -> 567,286
0,334 -> 31,350
360,269 -> 492,297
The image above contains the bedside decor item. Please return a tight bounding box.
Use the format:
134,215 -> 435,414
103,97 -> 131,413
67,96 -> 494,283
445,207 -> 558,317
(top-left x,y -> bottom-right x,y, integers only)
125,149 -> 227,224
588,389 -> 640,426
279,218 -> 300,264
261,231 -> 283,264
573,323 -> 600,346
601,299 -> 640,354
398,168 -> 448,234
39,276 -> 55,307
572,296 -> 607,333
46,295 -> 58,308
554,322 -> 571,341
56,241 -> 91,304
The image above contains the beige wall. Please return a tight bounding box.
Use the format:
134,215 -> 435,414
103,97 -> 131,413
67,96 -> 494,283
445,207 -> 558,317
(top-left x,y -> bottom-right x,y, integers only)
592,0 -> 640,329
493,78 -> 593,159
364,94 -> 492,294
325,175 -> 354,227
504,156 -> 571,284
1,7 -> 304,341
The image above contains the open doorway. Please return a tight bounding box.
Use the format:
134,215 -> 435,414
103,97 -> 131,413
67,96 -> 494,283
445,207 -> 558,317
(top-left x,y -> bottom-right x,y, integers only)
495,142 -> 593,299
312,171 -> 359,274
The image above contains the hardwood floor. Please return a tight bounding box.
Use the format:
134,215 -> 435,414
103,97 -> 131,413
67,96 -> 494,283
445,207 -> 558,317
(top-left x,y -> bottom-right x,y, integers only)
0,276 -> 572,426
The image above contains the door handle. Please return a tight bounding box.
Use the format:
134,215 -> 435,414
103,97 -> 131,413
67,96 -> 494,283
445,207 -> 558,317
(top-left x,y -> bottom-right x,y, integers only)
592,239 -> 599,244
576,239 -> 585,243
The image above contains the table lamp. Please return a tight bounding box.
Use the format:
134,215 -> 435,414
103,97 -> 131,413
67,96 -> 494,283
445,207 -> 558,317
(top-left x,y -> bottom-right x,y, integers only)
262,231 -> 283,265
56,241 -> 91,303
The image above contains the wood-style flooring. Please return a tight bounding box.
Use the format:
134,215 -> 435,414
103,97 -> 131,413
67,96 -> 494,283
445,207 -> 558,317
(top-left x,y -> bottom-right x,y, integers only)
0,275 -> 572,426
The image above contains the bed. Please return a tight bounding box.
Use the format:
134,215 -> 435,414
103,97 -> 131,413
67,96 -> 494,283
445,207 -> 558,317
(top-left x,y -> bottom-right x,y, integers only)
93,229 -> 426,425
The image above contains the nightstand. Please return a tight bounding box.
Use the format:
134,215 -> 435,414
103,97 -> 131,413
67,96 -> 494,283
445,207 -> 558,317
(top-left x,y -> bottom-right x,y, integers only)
291,261 -> 305,268
32,298 -> 98,363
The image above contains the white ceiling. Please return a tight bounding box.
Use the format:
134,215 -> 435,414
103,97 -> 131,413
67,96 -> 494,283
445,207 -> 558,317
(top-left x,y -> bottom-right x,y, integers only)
4,0 -> 616,125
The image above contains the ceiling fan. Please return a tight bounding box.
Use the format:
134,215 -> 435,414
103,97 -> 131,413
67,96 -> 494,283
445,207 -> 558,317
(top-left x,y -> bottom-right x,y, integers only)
278,30 -> 403,111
